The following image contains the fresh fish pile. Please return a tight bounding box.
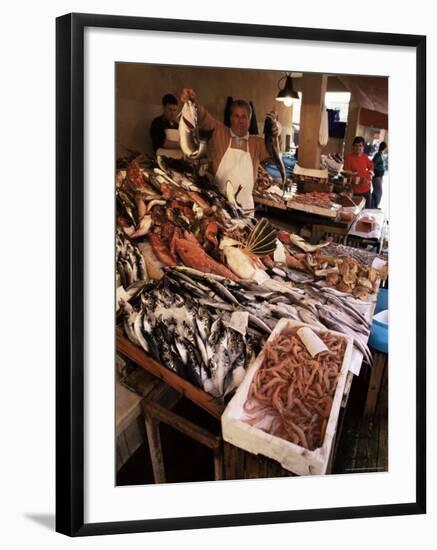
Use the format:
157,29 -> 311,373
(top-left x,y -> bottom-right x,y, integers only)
166,267 -> 374,365
120,266 -> 373,398
116,229 -> 147,288
120,274 -> 252,399
116,158 -> 250,242
116,157 -> 379,399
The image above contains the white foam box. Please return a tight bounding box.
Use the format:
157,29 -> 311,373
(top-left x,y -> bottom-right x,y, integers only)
221,319 -> 354,476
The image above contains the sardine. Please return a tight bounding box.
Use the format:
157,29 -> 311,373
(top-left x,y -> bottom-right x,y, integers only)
142,315 -> 161,361
173,335 -> 188,364
247,312 -> 272,334
195,307 -> 211,343
207,278 -> 241,305
169,269 -> 211,292
185,345 -> 204,388
154,322 -> 187,377
199,299 -> 235,312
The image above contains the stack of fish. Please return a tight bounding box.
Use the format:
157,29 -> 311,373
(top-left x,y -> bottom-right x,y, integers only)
120,265 -> 373,399
116,155 -> 380,399
116,229 -> 147,288
120,273 -> 251,399
116,155 -> 284,287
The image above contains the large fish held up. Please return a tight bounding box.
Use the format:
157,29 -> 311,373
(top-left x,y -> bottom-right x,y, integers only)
179,100 -> 208,160
263,111 -> 286,189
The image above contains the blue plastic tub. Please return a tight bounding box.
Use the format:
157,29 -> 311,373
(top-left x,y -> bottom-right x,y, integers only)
369,309 -> 388,354
375,288 -> 388,314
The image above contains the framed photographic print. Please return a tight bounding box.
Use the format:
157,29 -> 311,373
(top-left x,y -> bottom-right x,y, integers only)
56,12 -> 426,536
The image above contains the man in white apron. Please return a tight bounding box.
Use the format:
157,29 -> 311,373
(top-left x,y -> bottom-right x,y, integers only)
180,89 -> 275,213
215,106 -> 255,211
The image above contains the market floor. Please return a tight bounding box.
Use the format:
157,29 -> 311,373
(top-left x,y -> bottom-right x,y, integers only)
116,361 -> 388,485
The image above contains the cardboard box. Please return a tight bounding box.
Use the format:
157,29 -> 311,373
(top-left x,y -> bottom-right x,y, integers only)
221,319 -> 354,476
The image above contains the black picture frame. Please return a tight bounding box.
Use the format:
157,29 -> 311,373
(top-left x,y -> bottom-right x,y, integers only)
56,12 -> 426,537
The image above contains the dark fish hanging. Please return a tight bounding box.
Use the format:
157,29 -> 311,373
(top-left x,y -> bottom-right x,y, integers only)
264,112 -> 286,188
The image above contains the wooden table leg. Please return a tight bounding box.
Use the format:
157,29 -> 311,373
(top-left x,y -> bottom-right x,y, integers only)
144,415 -> 166,483
143,400 -> 223,481
213,442 -> 224,480
364,352 -> 388,417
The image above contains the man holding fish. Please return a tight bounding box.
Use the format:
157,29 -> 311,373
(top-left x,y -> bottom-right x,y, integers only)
179,88 -> 285,212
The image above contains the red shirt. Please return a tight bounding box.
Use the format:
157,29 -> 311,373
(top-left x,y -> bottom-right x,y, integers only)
344,153 -> 374,194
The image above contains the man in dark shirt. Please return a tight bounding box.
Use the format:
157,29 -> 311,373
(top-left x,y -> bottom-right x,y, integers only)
149,93 -> 180,153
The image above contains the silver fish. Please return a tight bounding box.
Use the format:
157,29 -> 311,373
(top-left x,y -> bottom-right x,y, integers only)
179,101 -> 208,160
317,309 -> 373,366
120,302 -> 140,346
195,307 -> 211,343
199,299 -> 236,312
204,321 -> 230,397
154,322 -> 186,376
247,312 -> 272,334
133,309 -> 149,352
185,341 -> 204,387
223,354 -> 246,397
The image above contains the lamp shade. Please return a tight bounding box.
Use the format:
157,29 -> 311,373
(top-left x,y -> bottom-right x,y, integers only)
276,75 -> 299,106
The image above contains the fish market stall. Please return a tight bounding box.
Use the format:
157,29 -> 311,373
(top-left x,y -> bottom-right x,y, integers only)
111,61 -> 392,485
115,152 -> 387,480
254,164 -> 366,243
256,194 -> 365,244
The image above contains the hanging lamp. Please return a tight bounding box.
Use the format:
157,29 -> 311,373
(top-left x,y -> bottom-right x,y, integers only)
276,73 -> 299,107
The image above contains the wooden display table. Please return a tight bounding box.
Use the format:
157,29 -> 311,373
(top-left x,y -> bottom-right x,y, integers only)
255,196 -> 365,244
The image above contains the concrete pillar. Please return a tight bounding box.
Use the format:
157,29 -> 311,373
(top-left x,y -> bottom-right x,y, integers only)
298,74 -> 328,169
344,98 -> 361,156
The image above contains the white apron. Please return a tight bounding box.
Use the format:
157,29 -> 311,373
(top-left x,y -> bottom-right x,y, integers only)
215,138 -> 255,212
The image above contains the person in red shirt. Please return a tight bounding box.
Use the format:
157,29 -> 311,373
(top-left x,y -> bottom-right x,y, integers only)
344,136 -> 374,208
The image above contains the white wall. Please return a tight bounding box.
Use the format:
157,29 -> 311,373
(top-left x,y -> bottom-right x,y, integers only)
0,1 -> 435,549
